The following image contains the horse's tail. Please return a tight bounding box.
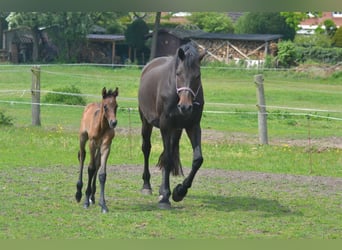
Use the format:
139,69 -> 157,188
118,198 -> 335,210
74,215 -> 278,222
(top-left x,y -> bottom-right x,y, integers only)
157,148 -> 184,176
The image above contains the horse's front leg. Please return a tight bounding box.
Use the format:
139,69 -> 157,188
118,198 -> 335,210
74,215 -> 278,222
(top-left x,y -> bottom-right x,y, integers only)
158,129 -> 174,209
140,116 -> 153,195
98,138 -> 112,213
172,124 -> 203,202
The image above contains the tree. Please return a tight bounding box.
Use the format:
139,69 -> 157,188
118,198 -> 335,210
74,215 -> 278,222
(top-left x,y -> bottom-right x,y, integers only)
332,27 -> 342,47
150,12 -> 161,60
124,17 -> 149,63
6,12 -> 49,61
0,12 -> 9,49
235,12 -> 296,40
187,12 -> 234,33
6,12 -> 127,62
323,19 -> 337,37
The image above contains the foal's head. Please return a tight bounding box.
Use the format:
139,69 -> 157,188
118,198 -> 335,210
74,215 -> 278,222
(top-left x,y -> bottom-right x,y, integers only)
101,87 -> 119,129
175,43 -> 206,115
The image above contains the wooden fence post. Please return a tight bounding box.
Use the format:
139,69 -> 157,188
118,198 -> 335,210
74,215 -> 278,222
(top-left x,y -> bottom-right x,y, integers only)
254,74 -> 268,144
31,65 -> 41,126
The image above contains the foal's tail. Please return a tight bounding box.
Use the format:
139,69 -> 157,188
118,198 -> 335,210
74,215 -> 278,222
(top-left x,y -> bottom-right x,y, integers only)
157,148 -> 184,176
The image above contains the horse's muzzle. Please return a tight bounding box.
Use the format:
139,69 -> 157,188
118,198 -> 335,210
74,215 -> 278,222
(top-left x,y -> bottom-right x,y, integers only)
177,103 -> 193,115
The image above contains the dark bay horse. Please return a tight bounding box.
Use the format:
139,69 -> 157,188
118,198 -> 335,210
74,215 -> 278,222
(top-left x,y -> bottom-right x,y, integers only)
138,42 -> 206,209
75,87 -> 119,213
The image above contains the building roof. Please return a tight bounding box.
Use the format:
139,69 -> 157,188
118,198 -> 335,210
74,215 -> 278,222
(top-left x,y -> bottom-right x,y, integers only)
158,28 -> 282,42
192,33 -> 283,42
86,34 -> 125,42
300,12 -> 342,27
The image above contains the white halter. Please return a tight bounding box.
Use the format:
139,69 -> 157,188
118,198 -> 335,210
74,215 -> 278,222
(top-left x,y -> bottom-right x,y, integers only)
175,76 -> 201,100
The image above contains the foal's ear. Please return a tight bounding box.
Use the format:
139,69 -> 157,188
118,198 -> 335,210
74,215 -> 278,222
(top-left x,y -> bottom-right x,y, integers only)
113,87 -> 119,97
178,48 -> 185,61
102,87 -> 107,98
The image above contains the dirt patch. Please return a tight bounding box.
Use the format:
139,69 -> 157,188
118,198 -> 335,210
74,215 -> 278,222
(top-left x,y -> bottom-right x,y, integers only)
112,164 -> 342,198
117,127 -> 342,149
295,63 -> 342,78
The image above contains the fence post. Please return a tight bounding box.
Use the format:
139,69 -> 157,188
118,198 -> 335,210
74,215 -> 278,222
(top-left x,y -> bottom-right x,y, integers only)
31,65 -> 41,126
254,74 -> 268,144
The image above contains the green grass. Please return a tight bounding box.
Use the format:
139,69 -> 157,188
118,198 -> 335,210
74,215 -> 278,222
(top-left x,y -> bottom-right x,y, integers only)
0,64 -> 341,239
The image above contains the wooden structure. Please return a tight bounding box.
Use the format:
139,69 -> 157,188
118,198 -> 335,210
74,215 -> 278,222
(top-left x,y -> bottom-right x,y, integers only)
85,34 -> 125,64
3,28 -> 34,63
151,28 -> 282,65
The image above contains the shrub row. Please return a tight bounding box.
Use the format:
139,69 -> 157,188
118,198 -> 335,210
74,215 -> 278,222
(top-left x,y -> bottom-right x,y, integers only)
296,46 -> 342,64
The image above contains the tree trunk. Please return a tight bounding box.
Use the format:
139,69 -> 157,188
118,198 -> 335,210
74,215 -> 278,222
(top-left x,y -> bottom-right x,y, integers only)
149,12 -> 161,61
31,27 -> 40,62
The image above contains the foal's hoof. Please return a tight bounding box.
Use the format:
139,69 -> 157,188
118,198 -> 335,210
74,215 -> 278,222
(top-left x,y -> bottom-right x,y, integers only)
172,184 -> 187,202
141,188 -> 152,195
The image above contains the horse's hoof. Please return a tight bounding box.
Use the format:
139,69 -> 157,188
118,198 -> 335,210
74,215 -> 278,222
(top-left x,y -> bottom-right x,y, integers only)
158,201 -> 171,210
141,188 -> 152,195
83,203 -> 90,209
100,205 -> 109,213
172,184 -> 187,202
75,192 -> 82,202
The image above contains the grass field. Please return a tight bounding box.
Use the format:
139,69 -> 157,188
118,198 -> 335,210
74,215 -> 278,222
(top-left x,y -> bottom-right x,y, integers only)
0,64 -> 341,239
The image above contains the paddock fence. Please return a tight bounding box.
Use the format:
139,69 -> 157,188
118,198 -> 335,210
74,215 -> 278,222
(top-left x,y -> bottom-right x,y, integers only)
1,64 -> 342,148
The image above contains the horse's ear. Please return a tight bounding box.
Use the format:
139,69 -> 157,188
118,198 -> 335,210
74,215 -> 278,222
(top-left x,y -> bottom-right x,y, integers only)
199,49 -> 207,62
102,87 -> 107,98
113,87 -> 119,97
178,48 -> 185,61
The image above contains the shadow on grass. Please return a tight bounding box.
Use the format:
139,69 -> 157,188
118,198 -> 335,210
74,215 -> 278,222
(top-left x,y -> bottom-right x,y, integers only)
190,195 -> 303,217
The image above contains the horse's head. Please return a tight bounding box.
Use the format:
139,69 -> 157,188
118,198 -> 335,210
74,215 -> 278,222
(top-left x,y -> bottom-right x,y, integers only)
102,87 -> 119,129
175,43 -> 206,116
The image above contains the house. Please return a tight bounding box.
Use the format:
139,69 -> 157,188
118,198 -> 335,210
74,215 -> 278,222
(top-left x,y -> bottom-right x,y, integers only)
298,12 -> 342,35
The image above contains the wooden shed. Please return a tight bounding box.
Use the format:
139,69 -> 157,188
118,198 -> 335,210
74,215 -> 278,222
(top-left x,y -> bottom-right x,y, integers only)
85,34 -> 125,64
152,28 -> 282,65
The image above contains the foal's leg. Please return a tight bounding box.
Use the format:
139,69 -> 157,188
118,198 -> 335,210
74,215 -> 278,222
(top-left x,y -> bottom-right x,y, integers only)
75,133 -> 87,202
172,124 -> 203,202
84,140 -> 97,208
90,149 -> 101,204
140,116 -> 153,195
98,135 -> 113,213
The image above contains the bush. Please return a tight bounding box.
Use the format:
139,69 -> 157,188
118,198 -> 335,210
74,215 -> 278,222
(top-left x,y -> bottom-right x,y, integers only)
43,85 -> 86,105
276,41 -> 297,67
296,46 -> 342,64
0,110 -> 13,126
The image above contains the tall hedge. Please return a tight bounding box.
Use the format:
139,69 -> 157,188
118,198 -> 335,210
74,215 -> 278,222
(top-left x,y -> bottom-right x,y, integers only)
296,46 -> 342,64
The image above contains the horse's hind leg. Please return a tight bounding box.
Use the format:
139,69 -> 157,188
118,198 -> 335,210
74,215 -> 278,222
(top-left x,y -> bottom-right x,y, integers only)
75,134 -> 87,202
172,124 -> 203,202
140,115 -> 153,195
